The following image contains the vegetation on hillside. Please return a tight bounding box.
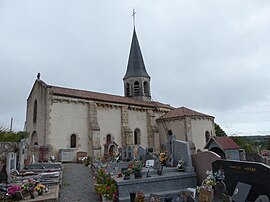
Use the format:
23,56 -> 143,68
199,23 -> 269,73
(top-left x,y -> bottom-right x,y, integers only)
231,135 -> 270,153
214,123 -> 227,137
0,127 -> 29,142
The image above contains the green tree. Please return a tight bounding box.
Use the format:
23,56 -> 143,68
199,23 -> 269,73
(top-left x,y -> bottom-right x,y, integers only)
214,123 -> 226,137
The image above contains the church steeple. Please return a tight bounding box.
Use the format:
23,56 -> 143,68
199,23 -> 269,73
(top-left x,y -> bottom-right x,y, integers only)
123,28 -> 151,102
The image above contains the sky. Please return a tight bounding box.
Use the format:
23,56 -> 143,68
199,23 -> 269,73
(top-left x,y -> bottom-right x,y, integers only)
1,1 -> 270,136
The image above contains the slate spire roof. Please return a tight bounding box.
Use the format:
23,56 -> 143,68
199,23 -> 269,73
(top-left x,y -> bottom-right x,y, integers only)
123,28 -> 150,79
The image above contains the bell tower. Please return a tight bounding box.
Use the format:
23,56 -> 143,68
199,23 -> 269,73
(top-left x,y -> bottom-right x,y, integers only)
123,28 -> 151,102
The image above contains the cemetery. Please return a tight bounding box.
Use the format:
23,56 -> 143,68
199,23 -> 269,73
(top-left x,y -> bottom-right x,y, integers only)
0,134 -> 270,201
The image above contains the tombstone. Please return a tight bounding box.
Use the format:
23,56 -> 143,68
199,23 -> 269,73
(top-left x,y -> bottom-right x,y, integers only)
191,151 -> 221,185
138,145 -> 147,163
146,160 -> 154,177
173,140 -> 194,172
122,146 -> 134,161
255,195 -> 270,202
212,159 -> 270,201
6,152 -> 17,175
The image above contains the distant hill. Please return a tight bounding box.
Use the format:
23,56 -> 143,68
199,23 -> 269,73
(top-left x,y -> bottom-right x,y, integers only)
229,135 -> 270,152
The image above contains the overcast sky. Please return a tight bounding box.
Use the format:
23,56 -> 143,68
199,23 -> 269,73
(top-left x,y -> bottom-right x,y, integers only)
1,1 -> 270,136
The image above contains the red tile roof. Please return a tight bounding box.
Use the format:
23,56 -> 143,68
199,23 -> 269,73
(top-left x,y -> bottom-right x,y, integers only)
39,80 -> 173,109
158,106 -> 214,120
213,136 -> 240,150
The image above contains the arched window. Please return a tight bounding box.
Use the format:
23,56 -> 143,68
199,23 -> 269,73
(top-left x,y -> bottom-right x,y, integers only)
126,83 -> 130,96
106,134 -> 111,143
31,131 -> 38,146
134,129 -> 141,145
205,131 -> 210,143
168,130 -> 173,136
134,81 -> 140,95
143,81 -> 149,95
70,134 -> 76,148
33,100 -> 37,123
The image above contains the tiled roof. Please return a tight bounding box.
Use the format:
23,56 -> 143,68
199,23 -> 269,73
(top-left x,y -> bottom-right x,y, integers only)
213,136 -> 240,150
40,80 -> 172,109
158,106 -> 214,120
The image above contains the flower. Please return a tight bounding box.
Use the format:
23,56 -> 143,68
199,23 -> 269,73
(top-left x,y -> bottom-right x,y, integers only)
159,153 -> 167,165
21,178 -> 37,193
176,158 -> 185,172
123,168 -> 132,176
94,168 -> 117,201
129,160 -> 143,175
135,192 -> 145,202
35,183 -> 46,193
200,170 -> 225,191
8,185 -> 22,197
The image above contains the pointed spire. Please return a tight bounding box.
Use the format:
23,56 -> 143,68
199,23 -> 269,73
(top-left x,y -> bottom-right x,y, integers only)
123,28 -> 150,80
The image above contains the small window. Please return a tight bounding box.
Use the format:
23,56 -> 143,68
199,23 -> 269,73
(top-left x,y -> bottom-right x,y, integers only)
106,134 -> 111,143
126,83 -> 130,96
134,81 -> 140,95
205,131 -> 210,143
70,134 -> 76,148
134,129 -> 141,145
168,130 -> 173,136
33,100 -> 37,123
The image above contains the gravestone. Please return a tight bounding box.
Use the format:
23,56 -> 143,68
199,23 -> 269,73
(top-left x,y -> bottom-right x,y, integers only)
138,145 -> 147,163
191,151 -> 221,185
255,195 -> 270,202
212,159 -> 270,201
122,146 -> 134,161
173,140 -> 194,172
6,152 -> 17,175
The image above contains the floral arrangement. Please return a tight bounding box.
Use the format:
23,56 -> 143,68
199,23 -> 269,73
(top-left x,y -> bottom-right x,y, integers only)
94,168 -> 118,201
129,160 -> 143,176
198,170 -> 225,191
123,168 -> 132,177
7,185 -> 22,197
21,178 -> 37,193
176,158 -> 185,172
159,152 -> 167,166
135,192 -> 145,202
35,183 -> 46,195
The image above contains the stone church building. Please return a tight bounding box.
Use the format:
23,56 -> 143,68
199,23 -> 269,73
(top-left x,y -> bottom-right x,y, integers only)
25,29 -> 215,161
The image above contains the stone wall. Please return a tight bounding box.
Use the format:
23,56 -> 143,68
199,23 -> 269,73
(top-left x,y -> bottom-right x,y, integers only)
0,142 -> 17,162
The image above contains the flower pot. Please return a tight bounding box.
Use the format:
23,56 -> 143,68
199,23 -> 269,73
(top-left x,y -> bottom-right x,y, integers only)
134,172 -> 142,179
124,175 -> 130,180
102,195 -> 113,202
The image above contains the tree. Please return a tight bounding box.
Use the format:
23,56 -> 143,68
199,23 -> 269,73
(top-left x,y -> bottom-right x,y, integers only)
214,123 -> 226,137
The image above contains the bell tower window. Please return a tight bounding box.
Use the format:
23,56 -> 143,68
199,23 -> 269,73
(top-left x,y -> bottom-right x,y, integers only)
126,83 -> 130,96
143,81 -> 149,96
134,81 -> 140,95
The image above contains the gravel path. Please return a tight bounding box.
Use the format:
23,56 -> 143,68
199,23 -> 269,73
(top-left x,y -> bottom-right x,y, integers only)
59,163 -> 100,202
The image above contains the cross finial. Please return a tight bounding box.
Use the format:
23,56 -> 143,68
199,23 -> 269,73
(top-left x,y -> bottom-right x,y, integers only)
131,8 -> 136,27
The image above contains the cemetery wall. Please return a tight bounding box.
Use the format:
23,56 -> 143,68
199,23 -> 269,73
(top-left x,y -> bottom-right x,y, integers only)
190,118 -> 215,151
49,98 -> 89,161
25,80 -> 48,146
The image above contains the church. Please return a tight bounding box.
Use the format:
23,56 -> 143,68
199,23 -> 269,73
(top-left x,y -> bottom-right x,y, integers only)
25,28 -> 215,161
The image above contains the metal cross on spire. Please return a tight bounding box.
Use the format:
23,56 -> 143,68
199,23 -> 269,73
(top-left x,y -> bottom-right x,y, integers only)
131,8 -> 136,27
